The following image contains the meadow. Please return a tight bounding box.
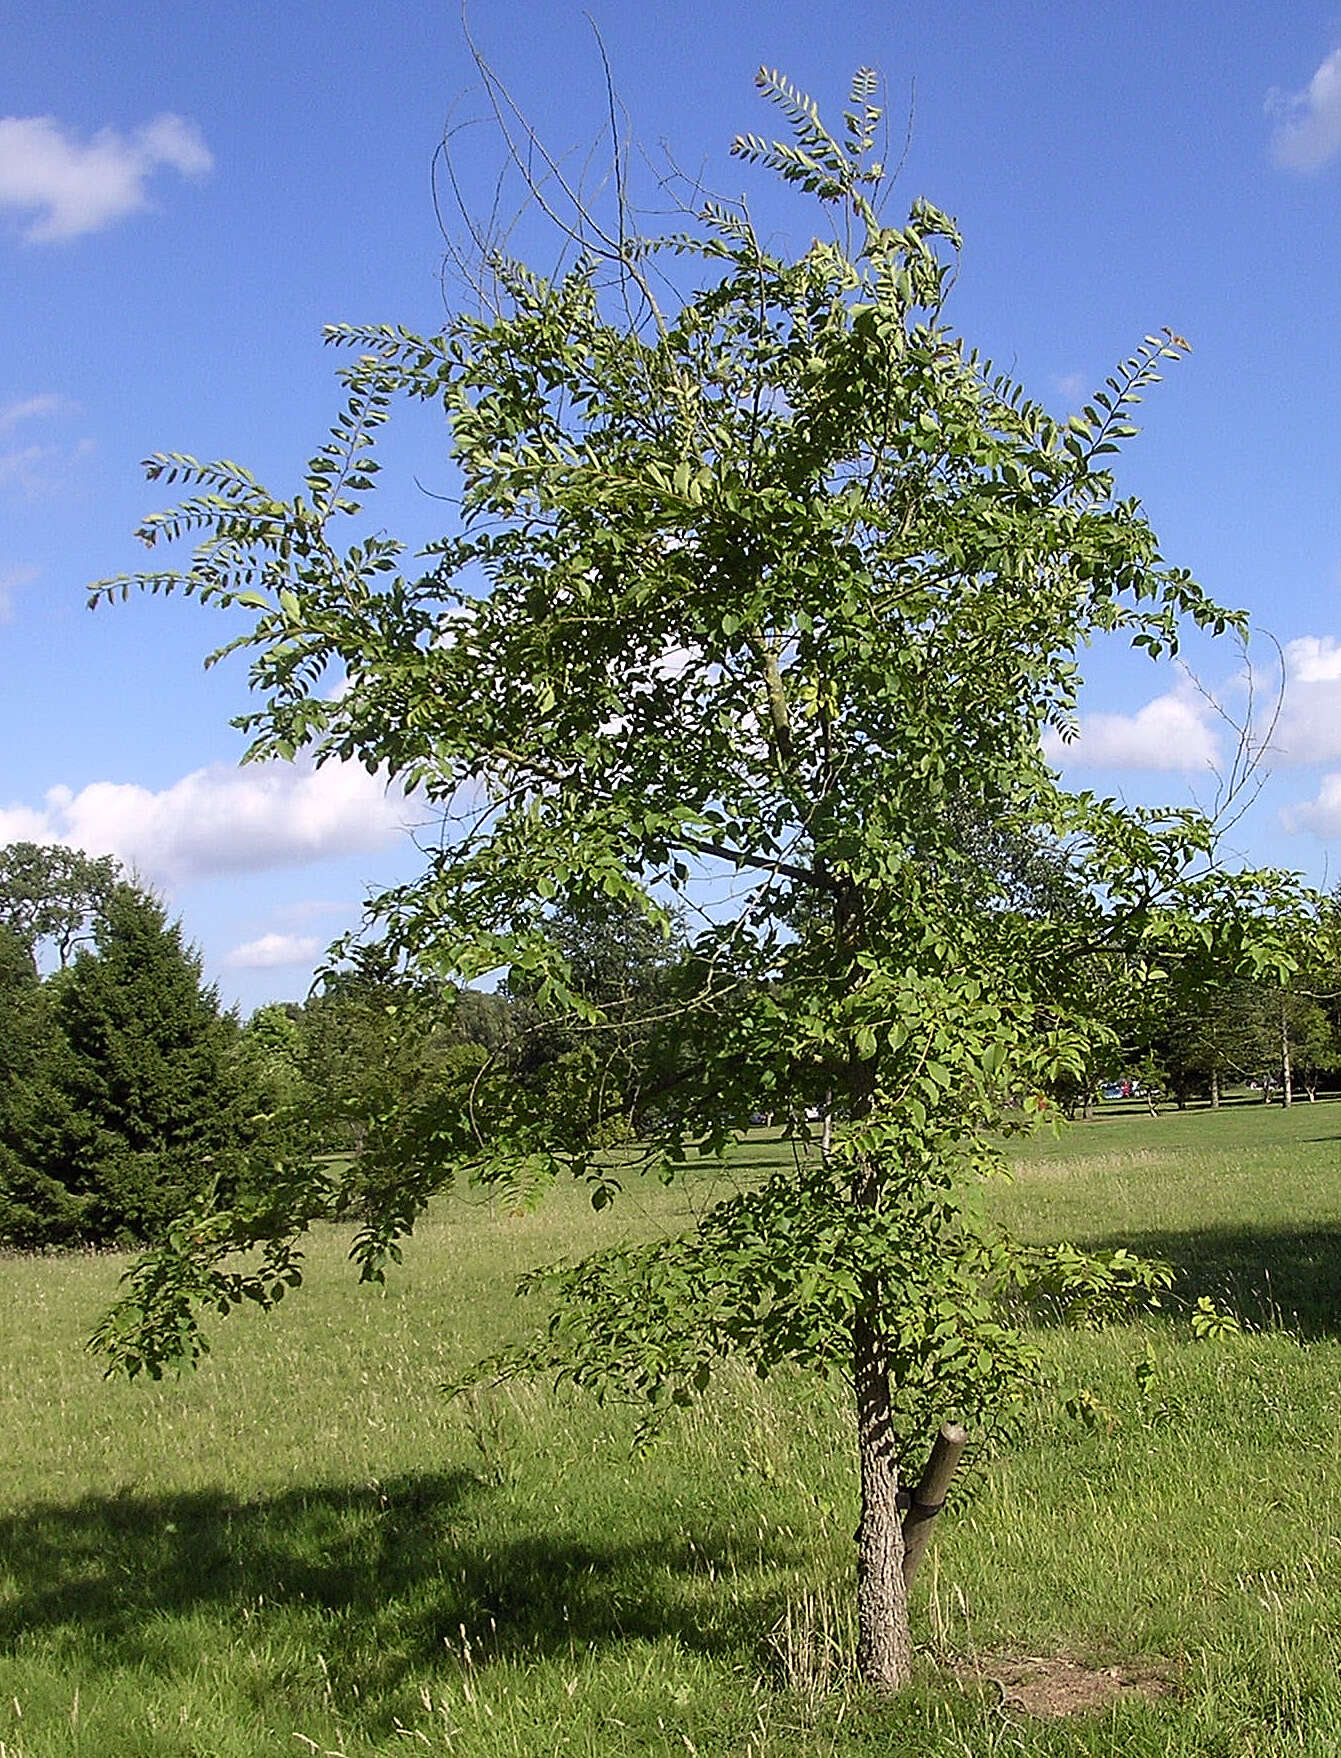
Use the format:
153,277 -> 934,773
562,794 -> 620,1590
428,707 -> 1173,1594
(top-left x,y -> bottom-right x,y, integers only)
3,1099 -> 1341,1756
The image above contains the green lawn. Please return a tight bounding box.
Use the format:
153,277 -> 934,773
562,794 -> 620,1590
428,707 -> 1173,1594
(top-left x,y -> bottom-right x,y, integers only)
3,1101 -> 1341,1754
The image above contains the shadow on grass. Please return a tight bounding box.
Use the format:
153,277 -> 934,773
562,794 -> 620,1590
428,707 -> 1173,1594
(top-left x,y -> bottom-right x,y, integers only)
1093,1223 -> 1341,1339
0,1471 -> 803,1697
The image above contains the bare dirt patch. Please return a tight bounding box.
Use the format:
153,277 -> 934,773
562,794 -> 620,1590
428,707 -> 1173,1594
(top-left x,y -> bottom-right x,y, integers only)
952,1653 -> 1175,1718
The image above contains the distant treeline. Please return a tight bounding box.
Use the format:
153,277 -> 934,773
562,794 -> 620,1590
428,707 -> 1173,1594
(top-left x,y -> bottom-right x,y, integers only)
3,837 -> 1340,1250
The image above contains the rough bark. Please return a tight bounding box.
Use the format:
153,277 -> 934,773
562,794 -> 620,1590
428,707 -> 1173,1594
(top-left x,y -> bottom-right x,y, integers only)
853,1306 -> 912,1692
839,871 -> 912,1693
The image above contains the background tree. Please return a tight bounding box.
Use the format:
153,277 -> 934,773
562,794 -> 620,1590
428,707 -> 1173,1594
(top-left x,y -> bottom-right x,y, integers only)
503,889 -> 686,1142
1276,901 -> 1341,1104
241,1000 -> 307,1111
453,986 -> 520,1061
293,945 -> 478,1161
92,70 -> 1299,1689
27,883 -> 261,1245
0,842 -> 118,968
0,925 -> 88,1247
1283,991 -> 1338,1102
1125,961 -> 1257,1111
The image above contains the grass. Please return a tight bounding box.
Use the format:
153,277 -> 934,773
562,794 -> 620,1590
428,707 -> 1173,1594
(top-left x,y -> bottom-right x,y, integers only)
4,1101 -> 1341,1753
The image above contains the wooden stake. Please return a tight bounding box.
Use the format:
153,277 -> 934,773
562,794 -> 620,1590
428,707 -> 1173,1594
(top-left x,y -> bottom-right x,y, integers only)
901,1422 -> 968,1587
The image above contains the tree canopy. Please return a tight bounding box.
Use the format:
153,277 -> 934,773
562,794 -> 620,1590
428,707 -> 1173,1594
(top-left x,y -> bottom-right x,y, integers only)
0,841 -> 118,968
91,69 -> 1301,1689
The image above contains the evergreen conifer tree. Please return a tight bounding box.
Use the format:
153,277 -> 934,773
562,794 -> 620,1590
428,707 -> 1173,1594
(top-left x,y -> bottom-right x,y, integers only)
0,926 -> 90,1246
36,883 -> 253,1245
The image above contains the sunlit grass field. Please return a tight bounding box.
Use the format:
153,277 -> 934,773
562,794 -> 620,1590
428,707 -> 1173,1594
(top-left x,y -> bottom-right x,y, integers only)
4,1097 -> 1341,1755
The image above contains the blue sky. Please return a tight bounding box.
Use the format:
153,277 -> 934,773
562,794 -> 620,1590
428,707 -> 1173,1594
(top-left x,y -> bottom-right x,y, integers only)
2,0 -> 1340,1011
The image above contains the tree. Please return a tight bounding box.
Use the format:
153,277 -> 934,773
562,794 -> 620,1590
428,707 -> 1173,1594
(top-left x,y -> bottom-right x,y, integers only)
453,985 -> 520,1059
1283,992 -> 1338,1101
0,842 -> 118,967
0,925 -> 86,1247
91,71 -> 1297,1689
503,889 -> 686,1140
292,944 -> 478,1162
0,922 -> 39,1043
1275,901 -> 1341,1104
1121,956 -> 1263,1111
241,1001 -> 307,1109
29,883 -> 260,1245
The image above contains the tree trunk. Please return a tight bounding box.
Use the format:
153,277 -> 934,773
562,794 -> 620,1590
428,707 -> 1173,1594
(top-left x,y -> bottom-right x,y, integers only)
852,1308 -> 912,1692
1280,997 -> 1293,1108
837,873 -> 912,1694
1210,1066 -> 1220,1109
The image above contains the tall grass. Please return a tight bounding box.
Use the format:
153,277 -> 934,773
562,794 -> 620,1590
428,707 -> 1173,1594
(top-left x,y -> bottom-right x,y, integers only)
3,1101 -> 1341,1753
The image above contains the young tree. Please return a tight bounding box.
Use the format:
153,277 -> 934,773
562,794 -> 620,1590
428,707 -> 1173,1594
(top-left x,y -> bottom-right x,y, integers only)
92,72 -> 1296,1688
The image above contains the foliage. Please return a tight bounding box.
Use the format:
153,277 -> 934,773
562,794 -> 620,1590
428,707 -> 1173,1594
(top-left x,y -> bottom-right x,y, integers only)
292,946 -> 460,1155
90,68 -> 1303,1685
241,1000 -> 306,1107
0,924 -> 86,1247
478,1143 -> 1039,1453
1008,1242 -> 1174,1329
1121,909 -> 1341,1109
1286,991 -> 1339,1098
453,985 -> 520,1059
503,889 -> 686,1143
0,882 -> 278,1248
0,840 -> 119,967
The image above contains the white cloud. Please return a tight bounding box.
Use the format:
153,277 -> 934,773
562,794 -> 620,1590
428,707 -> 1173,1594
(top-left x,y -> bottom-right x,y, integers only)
0,758 -> 415,887
1045,690 -> 1220,773
1268,50 -> 1341,172
1053,371 -> 1087,404
273,897 -> 346,926
1266,635 -> 1341,763
224,932 -> 322,970
0,113 -> 212,242
0,563 -> 37,621
0,800 -> 51,843
1282,773 -> 1341,837
1284,633 -> 1341,684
